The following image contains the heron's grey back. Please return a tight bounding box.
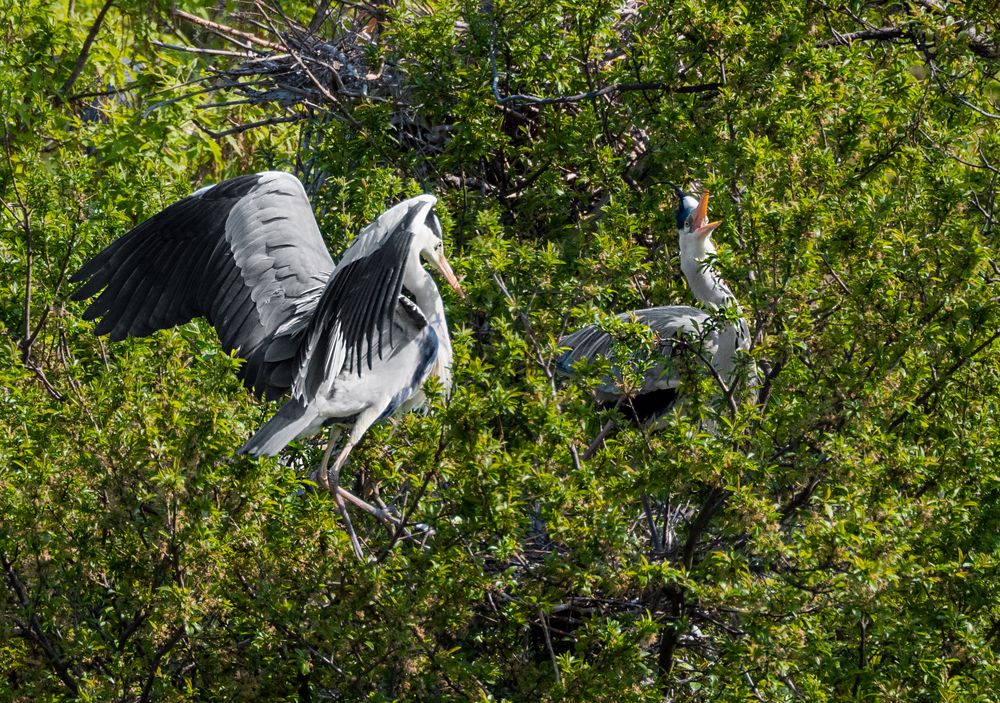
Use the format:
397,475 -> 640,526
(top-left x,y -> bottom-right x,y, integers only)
557,305 -> 718,395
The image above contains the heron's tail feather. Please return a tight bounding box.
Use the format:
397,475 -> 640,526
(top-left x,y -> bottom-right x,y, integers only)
239,399 -> 323,457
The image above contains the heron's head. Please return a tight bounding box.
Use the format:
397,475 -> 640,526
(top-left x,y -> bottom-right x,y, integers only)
417,208 -> 465,298
675,187 -> 722,262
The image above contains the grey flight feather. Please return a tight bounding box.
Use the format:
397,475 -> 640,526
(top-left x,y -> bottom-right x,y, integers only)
71,171 -> 334,400
292,199 -> 433,401
74,175 -> 455,463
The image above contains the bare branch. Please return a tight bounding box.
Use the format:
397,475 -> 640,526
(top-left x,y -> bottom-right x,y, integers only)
151,40 -> 255,58
170,8 -> 284,51
888,328 -> 1000,431
59,0 -> 115,97
192,113 -> 308,138
816,25 -> 905,48
2,553 -> 79,695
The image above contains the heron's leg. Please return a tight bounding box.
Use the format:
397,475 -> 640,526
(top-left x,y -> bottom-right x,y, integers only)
325,407 -> 384,559
315,425 -> 343,492
320,438 -> 362,559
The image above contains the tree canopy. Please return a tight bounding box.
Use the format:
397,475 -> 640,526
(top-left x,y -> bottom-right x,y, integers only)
2,0 -> 1000,700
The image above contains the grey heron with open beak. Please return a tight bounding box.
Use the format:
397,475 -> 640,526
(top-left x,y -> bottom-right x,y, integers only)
557,187 -> 751,432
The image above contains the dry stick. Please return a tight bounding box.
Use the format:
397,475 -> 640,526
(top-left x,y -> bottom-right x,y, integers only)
24,361 -> 65,402
192,113 -> 307,139
257,5 -> 362,127
307,0 -> 335,34
59,0 -> 114,97
170,9 -> 285,51
538,607 -> 562,685
151,40 -> 254,58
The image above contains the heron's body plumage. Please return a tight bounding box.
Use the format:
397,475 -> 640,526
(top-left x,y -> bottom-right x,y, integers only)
558,189 -> 751,423
71,172 -> 460,462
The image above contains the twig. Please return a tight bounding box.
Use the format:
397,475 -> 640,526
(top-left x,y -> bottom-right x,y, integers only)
816,25 -> 905,48
887,328 -> 1000,431
538,607 -> 562,685
257,6 -> 362,127
491,272 -> 554,381
582,418 -> 616,460
671,333 -> 738,416
682,487 -> 727,570
24,360 -> 66,402
1,134 -> 32,363
191,113 -> 307,138
60,0 -> 115,97
642,494 -> 664,552
143,84 -> 229,117
151,40 -> 254,58
170,8 -> 284,51
137,627 -> 184,703
2,553 -> 79,695
493,79 -> 722,106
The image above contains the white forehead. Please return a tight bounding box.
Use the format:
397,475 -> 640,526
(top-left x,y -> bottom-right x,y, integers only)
682,195 -> 699,212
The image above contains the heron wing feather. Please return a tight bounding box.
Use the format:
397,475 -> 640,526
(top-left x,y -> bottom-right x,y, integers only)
557,305 -> 716,395
71,171 -> 335,399
294,220 -> 415,400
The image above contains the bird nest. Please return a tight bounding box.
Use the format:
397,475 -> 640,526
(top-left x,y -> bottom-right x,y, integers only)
157,2 -> 413,140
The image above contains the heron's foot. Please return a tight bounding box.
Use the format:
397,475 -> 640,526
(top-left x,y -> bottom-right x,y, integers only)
336,487 -> 436,545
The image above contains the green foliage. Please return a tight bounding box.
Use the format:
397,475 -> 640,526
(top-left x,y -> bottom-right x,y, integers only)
3,0 -> 1000,700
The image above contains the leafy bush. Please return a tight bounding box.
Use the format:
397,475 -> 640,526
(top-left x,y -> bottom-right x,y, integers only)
3,0 -> 1000,700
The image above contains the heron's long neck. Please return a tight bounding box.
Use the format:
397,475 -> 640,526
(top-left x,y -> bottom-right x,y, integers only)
406,264 -> 454,391
679,241 -> 751,382
680,251 -> 737,310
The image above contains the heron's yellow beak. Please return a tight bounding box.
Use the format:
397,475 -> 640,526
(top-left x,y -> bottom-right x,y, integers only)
437,252 -> 466,298
694,189 -> 722,239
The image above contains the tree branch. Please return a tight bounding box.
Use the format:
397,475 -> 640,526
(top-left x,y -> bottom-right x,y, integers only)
816,26 -> 905,48
60,0 -> 115,97
2,553 -> 79,695
888,328 -> 1000,431
170,8 -> 284,51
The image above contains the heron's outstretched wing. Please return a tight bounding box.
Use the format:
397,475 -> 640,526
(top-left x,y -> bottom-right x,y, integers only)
293,195 -> 436,400
557,305 -> 717,395
71,171 -> 334,399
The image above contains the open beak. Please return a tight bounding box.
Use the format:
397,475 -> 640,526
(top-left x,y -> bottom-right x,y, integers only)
437,252 -> 466,298
694,189 -> 722,239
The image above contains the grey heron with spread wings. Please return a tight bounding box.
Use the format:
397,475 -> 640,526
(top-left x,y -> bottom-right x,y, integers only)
557,187 -> 751,434
72,171 -> 463,554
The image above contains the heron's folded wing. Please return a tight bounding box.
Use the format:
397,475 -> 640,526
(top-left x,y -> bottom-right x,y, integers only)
71,171 -> 334,399
293,198 -> 435,400
557,305 -> 715,394
558,306 -> 710,366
